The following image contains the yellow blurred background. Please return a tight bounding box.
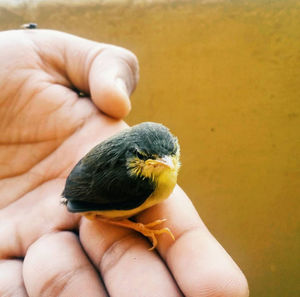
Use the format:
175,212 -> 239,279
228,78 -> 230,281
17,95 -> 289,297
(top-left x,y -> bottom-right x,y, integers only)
1,0 -> 299,296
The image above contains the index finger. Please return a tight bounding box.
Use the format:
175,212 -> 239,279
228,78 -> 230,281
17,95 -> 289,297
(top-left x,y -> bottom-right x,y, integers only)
136,186 -> 249,297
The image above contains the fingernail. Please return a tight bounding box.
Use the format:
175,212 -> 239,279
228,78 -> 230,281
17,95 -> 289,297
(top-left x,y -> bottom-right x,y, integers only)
115,78 -> 129,97
115,78 -> 131,114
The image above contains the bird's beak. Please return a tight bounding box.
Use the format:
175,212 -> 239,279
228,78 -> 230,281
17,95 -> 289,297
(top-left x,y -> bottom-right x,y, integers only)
152,155 -> 174,169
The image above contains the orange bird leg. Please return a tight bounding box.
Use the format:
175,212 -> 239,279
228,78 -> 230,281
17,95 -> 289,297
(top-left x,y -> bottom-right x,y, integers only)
91,217 -> 175,250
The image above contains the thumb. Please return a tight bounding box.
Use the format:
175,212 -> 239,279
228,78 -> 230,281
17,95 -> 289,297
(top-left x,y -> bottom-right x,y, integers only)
89,46 -> 139,118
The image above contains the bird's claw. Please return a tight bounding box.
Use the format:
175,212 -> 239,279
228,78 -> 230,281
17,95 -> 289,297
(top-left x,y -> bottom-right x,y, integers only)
144,218 -> 167,228
136,219 -> 175,250
91,217 -> 175,251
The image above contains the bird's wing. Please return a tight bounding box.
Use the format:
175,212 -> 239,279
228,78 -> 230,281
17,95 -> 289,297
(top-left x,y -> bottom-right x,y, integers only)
62,155 -> 155,212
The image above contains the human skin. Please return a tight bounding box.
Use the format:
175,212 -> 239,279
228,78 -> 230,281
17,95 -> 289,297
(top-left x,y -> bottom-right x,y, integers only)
0,29 -> 249,297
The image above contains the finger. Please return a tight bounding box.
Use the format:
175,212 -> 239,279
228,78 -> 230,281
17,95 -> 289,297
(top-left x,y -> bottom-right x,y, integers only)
0,119 -> 126,258
23,231 -> 107,297
136,186 -> 249,297
80,218 -> 183,297
29,30 -> 139,118
0,179 -> 79,258
0,259 -> 28,297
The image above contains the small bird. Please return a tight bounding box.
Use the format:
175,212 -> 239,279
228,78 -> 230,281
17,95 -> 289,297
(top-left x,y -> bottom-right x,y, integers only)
61,122 -> 180,250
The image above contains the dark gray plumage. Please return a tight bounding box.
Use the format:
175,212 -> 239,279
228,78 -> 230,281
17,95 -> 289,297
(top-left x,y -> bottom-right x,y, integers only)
62,122 -> 178,212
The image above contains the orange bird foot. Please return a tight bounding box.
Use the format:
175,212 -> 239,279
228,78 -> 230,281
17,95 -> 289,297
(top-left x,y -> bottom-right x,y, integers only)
88,216 -> 175,250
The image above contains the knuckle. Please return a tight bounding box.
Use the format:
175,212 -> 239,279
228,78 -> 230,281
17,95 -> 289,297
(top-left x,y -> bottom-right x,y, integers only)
105,45 -> 139,82
38,266 -> 89,297
99,234 -> 142,275
24,231 -> 90,297
26,231 -> 75,255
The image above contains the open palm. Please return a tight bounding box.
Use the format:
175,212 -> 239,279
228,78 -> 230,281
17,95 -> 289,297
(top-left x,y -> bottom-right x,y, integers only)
0,29 -> 248,297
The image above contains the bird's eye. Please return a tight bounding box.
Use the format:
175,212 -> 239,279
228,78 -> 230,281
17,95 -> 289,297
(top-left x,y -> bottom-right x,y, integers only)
136,150 -> 148,160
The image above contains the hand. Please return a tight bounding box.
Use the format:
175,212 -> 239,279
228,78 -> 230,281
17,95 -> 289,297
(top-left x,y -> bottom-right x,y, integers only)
0,29 -> 248,297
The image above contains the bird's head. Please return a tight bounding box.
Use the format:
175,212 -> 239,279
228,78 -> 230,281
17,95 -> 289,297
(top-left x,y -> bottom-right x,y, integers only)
125,122 -> 180,181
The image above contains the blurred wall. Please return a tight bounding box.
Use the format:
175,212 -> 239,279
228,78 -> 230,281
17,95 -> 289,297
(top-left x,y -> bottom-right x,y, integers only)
0,0 -> 299,296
